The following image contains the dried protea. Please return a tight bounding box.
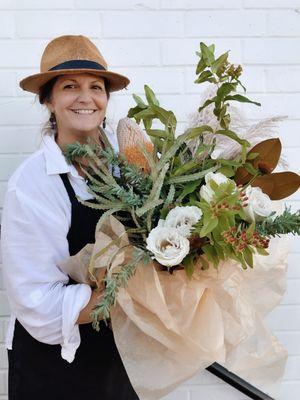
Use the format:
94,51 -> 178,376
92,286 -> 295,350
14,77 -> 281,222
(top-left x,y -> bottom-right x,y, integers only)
116,117 -> 154,173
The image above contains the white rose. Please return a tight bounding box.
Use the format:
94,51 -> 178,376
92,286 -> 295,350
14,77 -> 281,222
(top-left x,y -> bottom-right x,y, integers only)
243,185 -> 273,222
146,226 -> 190,267
164,206 -> 202,237
199,172 -> 230,203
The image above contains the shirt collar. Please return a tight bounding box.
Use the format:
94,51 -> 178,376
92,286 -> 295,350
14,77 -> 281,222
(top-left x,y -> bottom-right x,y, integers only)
40,134 -> 84,180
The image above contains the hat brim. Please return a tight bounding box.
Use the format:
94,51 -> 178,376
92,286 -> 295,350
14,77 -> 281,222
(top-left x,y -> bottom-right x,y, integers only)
19,69 -> 130,94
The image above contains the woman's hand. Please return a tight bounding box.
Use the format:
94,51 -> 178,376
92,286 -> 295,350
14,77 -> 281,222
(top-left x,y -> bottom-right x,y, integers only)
76,287 -> 105,325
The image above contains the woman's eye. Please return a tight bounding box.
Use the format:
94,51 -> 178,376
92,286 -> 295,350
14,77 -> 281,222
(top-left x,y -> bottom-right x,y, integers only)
63,84 -> 103,90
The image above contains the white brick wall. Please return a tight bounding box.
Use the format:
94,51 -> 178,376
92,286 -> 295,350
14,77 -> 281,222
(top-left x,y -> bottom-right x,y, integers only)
0,1 -> 299,399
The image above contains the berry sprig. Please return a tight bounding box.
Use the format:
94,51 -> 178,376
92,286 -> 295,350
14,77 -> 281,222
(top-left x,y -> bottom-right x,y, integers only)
222,226 -> 270,253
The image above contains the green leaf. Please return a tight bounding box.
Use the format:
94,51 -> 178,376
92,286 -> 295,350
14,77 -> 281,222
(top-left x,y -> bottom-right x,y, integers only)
196,58 -> 206,75
146,129 -> 169,139
211,51 -> 229,74
215,129 -> 250,147
132,94 -> 147,109
151,104 -> 177,130
167,166 -> 218,184
217,165 -> 235,177
236,79 -> 247,92
243,247 -> 254,268
244,162 -> 258,176
182,253 -> 196,279
200,217 -> 218,237
195,70 -> 213,84
177,180 -> 200,202
202,244 -> 219,268
198,255 -> 209,270
216,82 -> 237,100
134,108 -> 156,120
256,247 -> 269,256
247,152 -> 259,160
144,85 -> 160,106
200,42 -> 215,66
224,94 -> 261,107
198,97 -> 217,113
127,105 -> 144,119
185,125 -> 214,140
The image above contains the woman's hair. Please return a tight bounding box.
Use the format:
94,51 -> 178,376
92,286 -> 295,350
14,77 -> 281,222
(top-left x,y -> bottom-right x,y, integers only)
38,75 -> 110,136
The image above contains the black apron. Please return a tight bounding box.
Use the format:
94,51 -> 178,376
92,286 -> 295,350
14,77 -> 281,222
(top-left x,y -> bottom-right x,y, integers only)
7,172 -> 139,400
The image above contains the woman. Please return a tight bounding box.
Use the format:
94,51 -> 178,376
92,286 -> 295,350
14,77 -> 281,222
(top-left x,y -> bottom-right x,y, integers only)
1,35 -> 139,400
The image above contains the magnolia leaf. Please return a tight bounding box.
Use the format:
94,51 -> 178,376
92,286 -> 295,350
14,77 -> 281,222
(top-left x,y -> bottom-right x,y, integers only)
235,138 -> 282,185
252,172 -> 300,200
251,138 -> 282,172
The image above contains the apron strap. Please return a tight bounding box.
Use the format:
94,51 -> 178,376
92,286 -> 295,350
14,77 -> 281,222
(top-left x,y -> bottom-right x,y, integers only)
59,173 -> 77,204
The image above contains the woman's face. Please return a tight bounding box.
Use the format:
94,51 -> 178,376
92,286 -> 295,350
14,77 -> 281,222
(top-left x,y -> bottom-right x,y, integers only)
46,73 -> 108,142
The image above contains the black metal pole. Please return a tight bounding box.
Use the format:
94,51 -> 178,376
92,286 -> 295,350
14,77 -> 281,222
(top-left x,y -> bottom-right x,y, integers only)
206,363 -> 275,400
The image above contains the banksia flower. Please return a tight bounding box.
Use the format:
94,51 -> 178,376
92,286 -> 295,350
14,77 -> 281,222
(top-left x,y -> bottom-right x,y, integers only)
116,117 -> 154,173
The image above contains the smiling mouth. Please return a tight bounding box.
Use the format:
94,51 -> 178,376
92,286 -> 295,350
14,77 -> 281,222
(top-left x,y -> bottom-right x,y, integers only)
70,109 -> 98,115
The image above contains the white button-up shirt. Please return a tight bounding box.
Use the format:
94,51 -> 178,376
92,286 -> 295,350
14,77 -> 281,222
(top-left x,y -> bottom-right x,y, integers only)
0,131 -> 119,363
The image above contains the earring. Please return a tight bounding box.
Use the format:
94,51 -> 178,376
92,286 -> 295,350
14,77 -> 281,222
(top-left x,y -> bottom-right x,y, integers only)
102,116 -> 106,129
49,113 -> 57,130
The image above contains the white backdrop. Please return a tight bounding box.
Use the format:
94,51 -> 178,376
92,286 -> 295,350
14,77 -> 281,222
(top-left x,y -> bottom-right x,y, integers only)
0,1 -> 299,399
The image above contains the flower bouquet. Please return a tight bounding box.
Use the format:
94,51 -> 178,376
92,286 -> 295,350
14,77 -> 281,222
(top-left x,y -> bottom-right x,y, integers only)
59,42 -> 300,399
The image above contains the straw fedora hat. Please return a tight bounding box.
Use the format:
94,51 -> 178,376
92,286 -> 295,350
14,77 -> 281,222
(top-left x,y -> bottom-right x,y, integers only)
19,35 -> 130,94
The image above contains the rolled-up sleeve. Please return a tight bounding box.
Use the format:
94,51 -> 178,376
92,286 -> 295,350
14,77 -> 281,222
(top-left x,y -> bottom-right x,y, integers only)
0,186 -> 92,363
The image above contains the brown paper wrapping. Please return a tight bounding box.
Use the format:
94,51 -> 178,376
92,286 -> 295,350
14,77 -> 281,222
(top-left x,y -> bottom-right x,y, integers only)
58,213 -> 289,400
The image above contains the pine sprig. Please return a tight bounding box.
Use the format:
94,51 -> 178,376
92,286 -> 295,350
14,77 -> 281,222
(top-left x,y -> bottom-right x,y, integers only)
256,206 -> 300,237
89,247 -> 149,331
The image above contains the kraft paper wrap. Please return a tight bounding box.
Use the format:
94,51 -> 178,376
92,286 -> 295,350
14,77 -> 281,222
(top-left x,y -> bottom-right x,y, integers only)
58,214 -> 289,400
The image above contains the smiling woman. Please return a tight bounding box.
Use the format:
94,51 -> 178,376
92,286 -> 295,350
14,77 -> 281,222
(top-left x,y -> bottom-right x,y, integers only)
40,74 -> 110,142
0,35 -> 139,400
42,73 -> 110,174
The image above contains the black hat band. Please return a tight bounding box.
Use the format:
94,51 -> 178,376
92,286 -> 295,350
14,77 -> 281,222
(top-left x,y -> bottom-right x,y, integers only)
49,59 -> 106,71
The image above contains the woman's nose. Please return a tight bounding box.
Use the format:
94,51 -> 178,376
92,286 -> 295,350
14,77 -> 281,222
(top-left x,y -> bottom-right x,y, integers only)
76,89 -> 93,102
